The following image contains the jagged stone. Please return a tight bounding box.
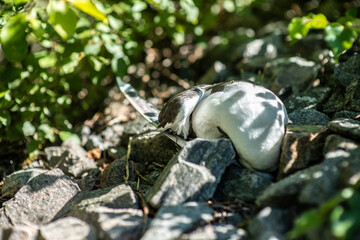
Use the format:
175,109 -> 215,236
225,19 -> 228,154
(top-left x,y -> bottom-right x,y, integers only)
284,87 -> 331,113
101,124 -> 124,149
333,110 -> 360,120
236,33 -> 289,72
181,224 -> 248,240
120,117 -> 157,146
2,168 -> 47,198
39,217 -> 96,240
264,57 -> 320,94
323,134 -> 359,154
288,109 -> 330,125
214,163 -> 273,202
85,135 -> 105,151
72,206 -> 144,240
198,61 -> 231,85
145,138 -> 235,209
130,131 -> 178,165
0,225 -> 38,240
45,141 -> 97,178
329,118 -> 360,141
141,202 -> 213,240
334,54 -> 360,87
344,79 -> 360,112
107,146 -> 127,160
257,148 -> 360,207
277,125 -> 329,180
248,207 -> 292,240
1,168 -> 81,225
99,157 -> 126,187
69,184 -> 138,217
76,168 -> 101,193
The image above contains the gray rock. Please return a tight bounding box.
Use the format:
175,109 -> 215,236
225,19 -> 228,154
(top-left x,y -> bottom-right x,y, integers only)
1,168 -> 81,225
130,131 -> 178,165
99,157 -> 126,187
69,184 -> 138,216
334,54 -> 360,87
85,135 -> 105,151
39,217 -> 96,240
76,168 -> 101,192
288,109 -> 330,125
122,117 -> 157,136
264,57 -> 320,94
101,125 -> 124,149
257,148 -> 360,207
236,33 -> 289,71
333,110 -> 360,120
277,125 -> 329,180
45,141 -> 97,178
323,134 -> 359,154
0,208 -> 11,226
284,87 -> 331,113
73,206 -> 144,240
107,146 -> 127,160
141,202 -> 214,240
2,168 -> 47,198
322,85 -> 346,114
181,224 -> 248,240
329,118 -> 360,141
344,79 -> 360,112
248,207 -> 292,240
78,125 -> 92,146
0,225 -> 38,240
146,138 -> 235,209
198,61 -> 231,85
213,164 -> 273,202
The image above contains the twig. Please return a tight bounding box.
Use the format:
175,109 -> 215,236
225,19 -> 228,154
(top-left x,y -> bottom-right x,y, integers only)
134,191 -> 150,236
124,137 -> 132,184
135,169 -> 154,185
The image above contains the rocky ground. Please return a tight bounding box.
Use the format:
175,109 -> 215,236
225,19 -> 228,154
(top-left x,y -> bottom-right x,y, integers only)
1,23 -> 360,239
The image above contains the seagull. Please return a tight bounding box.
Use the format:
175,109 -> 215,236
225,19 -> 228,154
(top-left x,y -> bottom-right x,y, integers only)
158,80 -> 288,172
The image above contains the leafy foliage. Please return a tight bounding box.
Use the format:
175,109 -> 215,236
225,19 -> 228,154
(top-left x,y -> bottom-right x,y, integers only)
288,9 -> 360,58
0,0 -> 261,158
288,185 -> 360,240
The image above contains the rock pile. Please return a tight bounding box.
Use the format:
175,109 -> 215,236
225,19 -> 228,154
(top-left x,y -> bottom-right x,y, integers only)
1,24 -> 360,240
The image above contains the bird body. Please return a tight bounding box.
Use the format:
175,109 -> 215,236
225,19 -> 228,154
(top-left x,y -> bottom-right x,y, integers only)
158,80 -> 288,171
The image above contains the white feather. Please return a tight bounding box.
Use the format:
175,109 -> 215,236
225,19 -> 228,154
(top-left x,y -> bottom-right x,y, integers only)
192,81 -> 287,171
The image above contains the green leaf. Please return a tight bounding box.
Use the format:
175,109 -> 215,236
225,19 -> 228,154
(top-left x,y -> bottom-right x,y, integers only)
288,17 -> 309,40
306,13 -> 328,29
47,0 -> 79,40
0,90 -> 10,99
180,0 -> 199,24
0,111 -> 11,127
22,121 -> 36,136
26,139 -> 41,158
6,123 -> 23,141
325,23 -> 357,57
66,0 -> 108,24
59,131 -> 81,145
0,13 -> 29,62
84,38 -> 102,56
346,8 -> 357,18
330,206 -> 355,238
111,53 -> 129,77
108,15 -> 123,31
287,209 -> 323,239
38,123 -> 56,142
0,13 -> 27,44
38,54 -> 57,68
132,1 -> 147,12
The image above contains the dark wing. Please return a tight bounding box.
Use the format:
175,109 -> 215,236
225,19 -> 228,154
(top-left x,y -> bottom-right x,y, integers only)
158,88 -> 203,129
